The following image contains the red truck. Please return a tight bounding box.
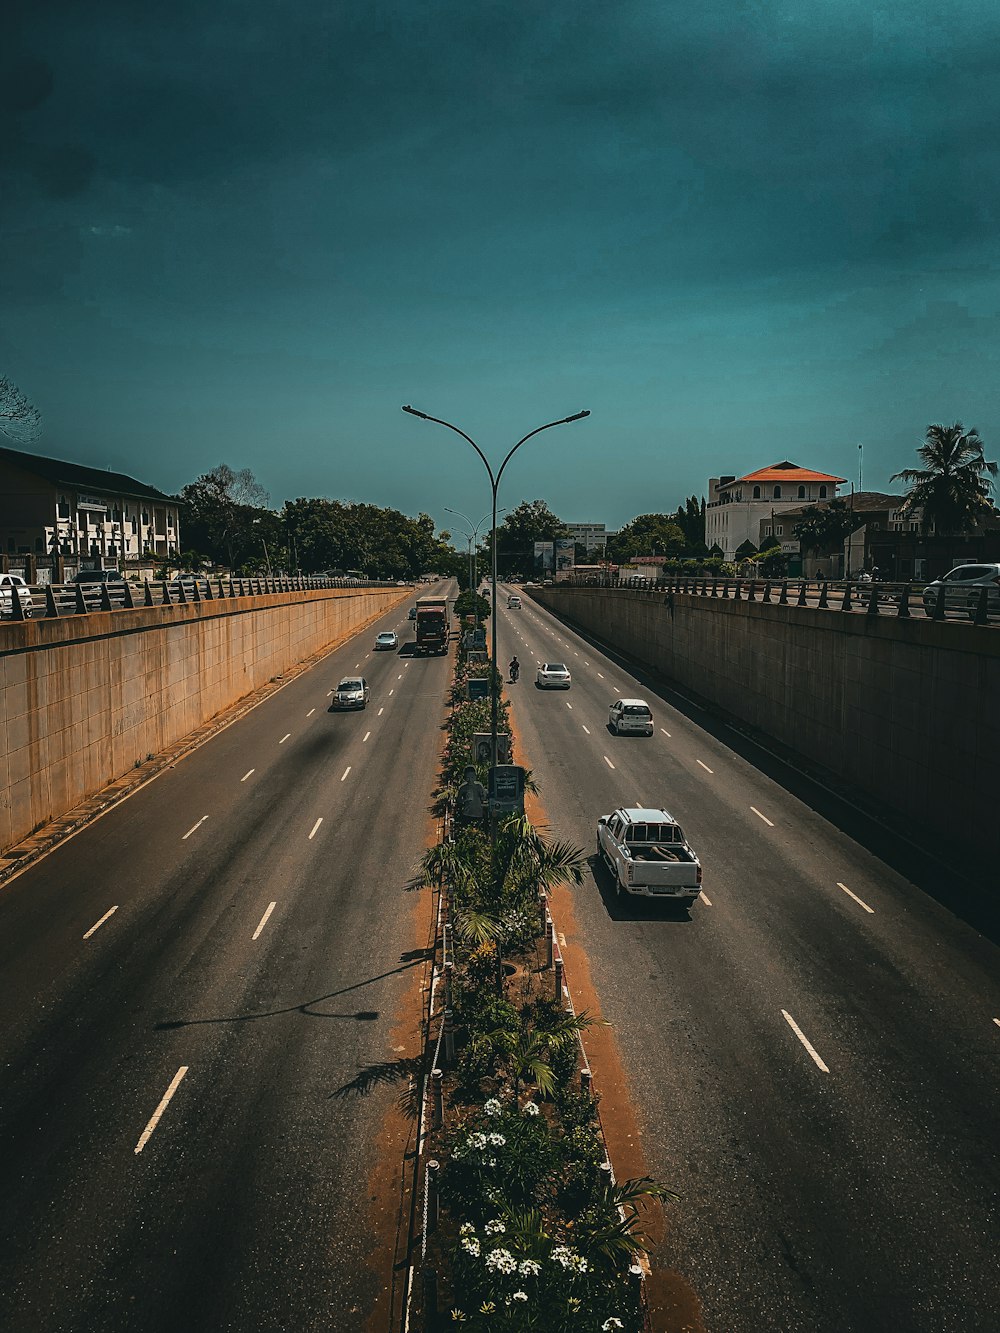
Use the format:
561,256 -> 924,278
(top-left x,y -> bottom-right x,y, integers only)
414,594 -> 450,655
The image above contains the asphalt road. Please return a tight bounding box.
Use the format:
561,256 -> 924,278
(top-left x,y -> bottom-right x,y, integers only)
0,585 -> 454,1333
498,587 -> 1000,1333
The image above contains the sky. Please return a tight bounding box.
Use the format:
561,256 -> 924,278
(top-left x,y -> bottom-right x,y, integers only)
3,0 -> 1000,536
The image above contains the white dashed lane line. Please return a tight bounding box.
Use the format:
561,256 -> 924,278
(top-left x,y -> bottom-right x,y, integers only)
279,733 -> 291,745
252,902 -> 277,939
341,767 -> 351,781
781,1010 -> 830,1073
240,769 -> 254,782
699,891 -> 712,907
603,756 -> 616,770
993,1018 -> 1000,1029
83,906 -> 118,939
751,806 -> 774,827
378,707 -> 384,716
597,672 -> 604,679
582,725 -> 590,735
696,760 -> 714,774
363,731 -> 371,743
306,708 -> 315,717
836,881 -> 875,914
134,1067 -> 188,1155
660,728 -> 671,737
566,702 -> 573,710
182,816 -> 208,841
308,818 -> 323,840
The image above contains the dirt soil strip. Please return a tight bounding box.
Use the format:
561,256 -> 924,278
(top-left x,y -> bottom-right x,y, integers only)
507,702 -> 706,1333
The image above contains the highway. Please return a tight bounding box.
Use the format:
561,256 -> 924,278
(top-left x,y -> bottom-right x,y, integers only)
497,588 -> 1000,1333
0,588 -> 454,1333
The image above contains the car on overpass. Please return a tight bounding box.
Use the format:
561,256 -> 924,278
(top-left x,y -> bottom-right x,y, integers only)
0,572 -> 33,619
922,563 -> 1000,617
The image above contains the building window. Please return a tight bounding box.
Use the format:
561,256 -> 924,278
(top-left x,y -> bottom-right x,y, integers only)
142,510 -> 149,524
773,485 -> 782,499
797,486 -> 805,498
776,525 -> 783,536
819,485 -> 828,498
58,500 -> 70,518
753,485 -> 760,499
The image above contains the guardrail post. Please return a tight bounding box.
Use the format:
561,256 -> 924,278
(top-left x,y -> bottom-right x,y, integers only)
841,583 -> 853,612
204,579 -> 214,599
797,581 -> 807,606
721,579 -> 730,599
143,579 -> 154,606
538,890 -> 548,936
426,1160 -> 440,1232
896,585 -> 911,618
45,585 -> 60,617
554,956 -> 564,1002
777,581 -> 788,605
122,581 -> 134,609
733,580 -> 742,600
443,1009 -> 455,1064
762,581 -> 772,603
709,578 -> 718,597
176,580 -> 187,604
932,589 -> 947,620
866,584 -> 879,616
973,584 -> 990,625
100,583 -> 113,612
581,1067 -> 593,1097
75,583 -> 87,614
444,961 -> 453,1009
546,912 -> 554,968
747,580 -> 756,601
817,581 -> 829,609
9,587 -> 24,620
422,1267 -> 438,1326
431,1069 -> 443,1129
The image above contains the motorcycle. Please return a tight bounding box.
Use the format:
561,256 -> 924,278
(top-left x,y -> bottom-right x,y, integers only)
509,663 -> 519,683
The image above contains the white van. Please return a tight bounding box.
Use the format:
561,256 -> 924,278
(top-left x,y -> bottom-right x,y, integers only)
609,698 -> 654,736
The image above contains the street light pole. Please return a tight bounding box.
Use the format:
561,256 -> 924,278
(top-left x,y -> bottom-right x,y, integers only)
444,506 -> 504,623
405,406 -> 590,764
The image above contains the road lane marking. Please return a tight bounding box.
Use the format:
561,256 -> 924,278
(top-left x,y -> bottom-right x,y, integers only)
582,725 -> 590,734
781,1010 -> 830,1072
397,673 -> 403,680
836,882 -> 875,914
279,733 -> 291,744
751,807 -> 774,827
378,707 -> 384,716
308,818 -> 323,840
83,906 -> 118,939
341,767 -> 351,781
696,760 -> 713,773
566,702 -> 573,709
699,891 -> 712,906
993,1018 -> 1000,1029
241,769 -> 255,782
363,730 -> 371,743
252,902 -> 277,938
306,708 -> 315,717
660,728 -> 671,737
327,690 -> 333,695
603,756 -> 615,769
613,686 -> 620,693
182,816 -> 208,840
134,1067 -> 189,1154
597,672 -> 604,679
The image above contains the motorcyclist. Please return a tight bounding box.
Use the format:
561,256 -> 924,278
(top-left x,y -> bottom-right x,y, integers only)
509,656 -> 520,682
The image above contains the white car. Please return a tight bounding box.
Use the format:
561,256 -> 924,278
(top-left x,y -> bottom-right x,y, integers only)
536,662 -> 571,689
332,677 -> 369,709
922,563 -> 1000,618
374,631 -> 398,650
609,699 -> 654,736
0,573 -> 33,619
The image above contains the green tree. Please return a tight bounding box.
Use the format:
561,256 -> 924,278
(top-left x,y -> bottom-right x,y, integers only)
178,464 -> 271,570
495,500 -> 568,576
606,515 -> 687,563
792,498 -> 864,556
891,422 -> 998,535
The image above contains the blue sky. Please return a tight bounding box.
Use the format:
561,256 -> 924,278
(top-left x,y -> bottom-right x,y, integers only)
3,0 -> 1000,533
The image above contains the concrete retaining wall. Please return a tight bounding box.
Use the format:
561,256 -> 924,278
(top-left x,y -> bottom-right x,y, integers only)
535,586 -> 999,871
0,587 -> 407,853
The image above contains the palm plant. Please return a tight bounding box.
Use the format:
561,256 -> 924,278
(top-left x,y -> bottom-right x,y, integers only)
891,422 -> 998,534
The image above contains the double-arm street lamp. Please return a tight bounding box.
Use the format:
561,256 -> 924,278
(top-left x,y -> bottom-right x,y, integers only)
403,405 -> 590,764
444,506 -> 506,616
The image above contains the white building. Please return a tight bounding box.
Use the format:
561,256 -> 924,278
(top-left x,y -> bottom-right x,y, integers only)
565,522 -> 616,553
705,461 -> 846,560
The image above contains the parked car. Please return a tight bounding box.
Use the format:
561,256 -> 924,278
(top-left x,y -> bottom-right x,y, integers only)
536,662 -> 571,689
922,563 -> 1000,618
609,699 -> 654,736
332,677 -> 369,709
0,572 -> 33,619
374,630 -> 398,650
70,568 -> 125,585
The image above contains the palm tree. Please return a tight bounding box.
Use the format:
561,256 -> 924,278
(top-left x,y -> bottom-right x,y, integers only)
891,423 -> 998,535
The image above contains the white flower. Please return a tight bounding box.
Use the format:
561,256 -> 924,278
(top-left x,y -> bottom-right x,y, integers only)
468,1132 -> 487,1150
550,1245 -> 575,1269
486,1156 -> 498,1167
521,1101 -> 540,1117
459,1222 -> 476,1238
487,1132 -> 506,1147
484,1219 -> 506,1236
461,1237 -> 481,1257
518,1259 -> 541,1277
602,1320 -> 625,1331
513,1291 -> 528,1302
573,1256 -> 589,1273
484,1098 -> 502,1116
485,1247 -> 517,1275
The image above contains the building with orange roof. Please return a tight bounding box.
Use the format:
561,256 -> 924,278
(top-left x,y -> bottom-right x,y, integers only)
705,460 -> 847,560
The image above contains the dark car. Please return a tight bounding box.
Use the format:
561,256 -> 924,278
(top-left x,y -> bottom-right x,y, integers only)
70,569 -> 125,584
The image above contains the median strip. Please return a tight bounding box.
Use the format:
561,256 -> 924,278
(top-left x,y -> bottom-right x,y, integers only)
134,1067 -> 188,1154
83,906 -> 118,939
781,1010 -> 830,1072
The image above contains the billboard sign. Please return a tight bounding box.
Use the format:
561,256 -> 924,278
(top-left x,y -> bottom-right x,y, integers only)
533,541 -> 554,575
555,537 -> 575,571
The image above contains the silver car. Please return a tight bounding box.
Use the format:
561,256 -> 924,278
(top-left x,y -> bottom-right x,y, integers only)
0,572 -> 33,619
922,563 -> 1000,618
332,677 -> 369,710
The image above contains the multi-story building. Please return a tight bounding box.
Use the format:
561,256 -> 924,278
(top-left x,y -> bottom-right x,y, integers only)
0,444 -> 181,579
565,522 -> 617,554
705,461 -> 846,560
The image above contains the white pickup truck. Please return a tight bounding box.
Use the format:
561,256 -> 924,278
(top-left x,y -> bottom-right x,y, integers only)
597,807 -> 702,907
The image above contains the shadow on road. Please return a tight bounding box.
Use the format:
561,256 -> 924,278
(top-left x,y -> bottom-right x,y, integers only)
590,855 -> 696,924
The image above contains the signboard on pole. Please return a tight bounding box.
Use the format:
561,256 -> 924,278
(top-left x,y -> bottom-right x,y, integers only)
473,733 -> 512,765
467,677 -> 489,700
488,764 -> 525,818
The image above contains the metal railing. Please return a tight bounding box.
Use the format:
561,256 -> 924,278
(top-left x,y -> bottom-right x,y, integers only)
0,574 -> 410,623
555,575 -> 1000,625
